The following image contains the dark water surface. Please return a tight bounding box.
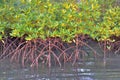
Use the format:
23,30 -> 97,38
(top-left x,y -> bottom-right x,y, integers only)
1,55 -> 120,80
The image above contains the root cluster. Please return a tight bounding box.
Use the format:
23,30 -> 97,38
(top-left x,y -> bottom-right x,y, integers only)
0,35 -> 120,68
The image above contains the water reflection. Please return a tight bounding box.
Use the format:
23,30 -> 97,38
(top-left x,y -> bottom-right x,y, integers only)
1,56 -> 120,80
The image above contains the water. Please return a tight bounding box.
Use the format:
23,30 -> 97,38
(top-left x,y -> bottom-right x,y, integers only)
1,55 -> 120,80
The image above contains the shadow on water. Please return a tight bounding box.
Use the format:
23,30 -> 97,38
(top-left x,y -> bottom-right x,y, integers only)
1,55 -> 120,80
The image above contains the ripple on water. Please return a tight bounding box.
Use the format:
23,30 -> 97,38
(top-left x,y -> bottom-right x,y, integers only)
1,56 -> 120,80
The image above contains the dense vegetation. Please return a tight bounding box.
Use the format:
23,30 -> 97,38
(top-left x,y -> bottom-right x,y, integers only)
0,0 -> 120,67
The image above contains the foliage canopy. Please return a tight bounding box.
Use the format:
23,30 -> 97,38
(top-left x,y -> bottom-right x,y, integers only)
0,0 -> 120,42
